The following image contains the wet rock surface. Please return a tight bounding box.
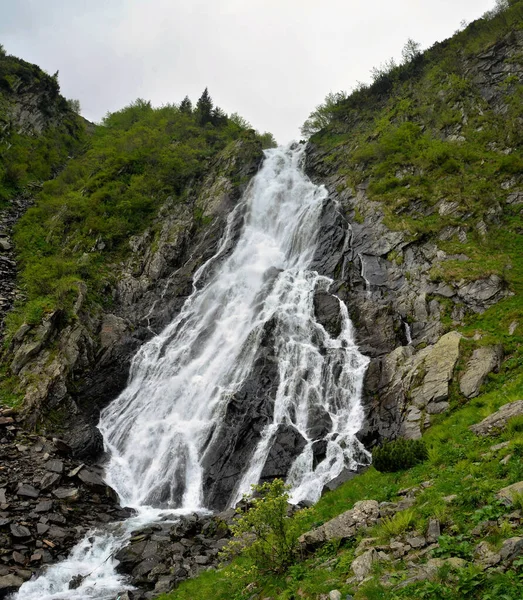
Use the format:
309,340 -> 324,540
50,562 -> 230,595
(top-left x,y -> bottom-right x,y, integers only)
0,412 -> 132,597
112,511 -> 237,599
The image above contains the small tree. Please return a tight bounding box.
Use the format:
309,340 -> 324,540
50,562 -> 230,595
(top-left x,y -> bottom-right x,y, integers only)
179,95 -> 192,114
196,87 -> 213,126
230,112 -> 252,129
401,38 -> 421,64
211,106 -> 227,127
300,90 -> 347,138
67,98 -> 81,114
220,479 -> 299,574
0,44 -> 6,57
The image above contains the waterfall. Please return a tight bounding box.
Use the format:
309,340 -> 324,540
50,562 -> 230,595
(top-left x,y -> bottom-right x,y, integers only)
13,143 -> 369,599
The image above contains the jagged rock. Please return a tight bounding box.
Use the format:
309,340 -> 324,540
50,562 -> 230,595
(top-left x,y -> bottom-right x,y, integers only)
500,537 -> 523,562
474,541 -> 501,568
352,548 -> 378,581
426,519 -> 441,544
361,331 -> 461,442
456,275 -> 509,312
17,484 -> 39,498
470,401 -> 523,436
405,535 -> 426,549
52,487 -> 80,501
10,524 -> 31,538
298,500 -> 379,549
460,345 -> 503,398
314,290 -> 343,337
44,459 -> 64,473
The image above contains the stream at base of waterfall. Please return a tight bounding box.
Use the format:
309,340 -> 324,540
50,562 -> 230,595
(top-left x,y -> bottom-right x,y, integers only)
13,143 -> 370,600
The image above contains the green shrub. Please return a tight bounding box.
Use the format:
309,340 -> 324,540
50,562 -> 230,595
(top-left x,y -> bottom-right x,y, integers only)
220,479 -> 300,575
372,438 -> 429,472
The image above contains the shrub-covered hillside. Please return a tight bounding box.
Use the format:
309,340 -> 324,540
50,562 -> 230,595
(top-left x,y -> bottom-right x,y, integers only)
3,93 -> 275,338
0,46 -> 86,205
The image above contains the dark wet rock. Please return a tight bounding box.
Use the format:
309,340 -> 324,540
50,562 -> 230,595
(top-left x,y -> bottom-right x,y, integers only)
17,484 -> 39,498
65,423 -> 104,460
40,472 -> 61,491
322,467 -> 363,494
314,290 -> 343,337
44,459 -> 64,473
52,487 -> 80,501
10,524 -> 31,538
260,424 -> 307,481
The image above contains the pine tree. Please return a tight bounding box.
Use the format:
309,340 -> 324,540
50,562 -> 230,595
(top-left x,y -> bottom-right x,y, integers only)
210,106 -> 227,127
196,88 -> 213,126
179,95 -> 192,114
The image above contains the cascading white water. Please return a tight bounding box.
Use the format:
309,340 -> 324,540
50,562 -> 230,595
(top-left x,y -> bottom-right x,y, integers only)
13,143 -> 370,599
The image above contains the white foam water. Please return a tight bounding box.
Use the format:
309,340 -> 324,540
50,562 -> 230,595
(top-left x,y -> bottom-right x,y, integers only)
13,143 -> 369,599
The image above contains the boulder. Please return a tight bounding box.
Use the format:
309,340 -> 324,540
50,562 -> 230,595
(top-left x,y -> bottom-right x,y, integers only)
0,573 -> 24,597
299,500 -> 379,549
500,537 -> 523,563
497,481 -> 523,504
352,548 -> 378,581
470,401 -> 523,436
460,345 -> 503,398
474,541 -> 501,568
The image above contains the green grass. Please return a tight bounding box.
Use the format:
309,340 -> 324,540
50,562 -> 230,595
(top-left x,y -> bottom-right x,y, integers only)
156,366 -> 523,600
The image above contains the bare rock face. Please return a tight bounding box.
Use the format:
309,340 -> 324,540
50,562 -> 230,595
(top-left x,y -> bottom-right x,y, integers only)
360,332 -> 462,443
460,345 -> 503,398
470,400 -> 523,436
298,500 -> 380,549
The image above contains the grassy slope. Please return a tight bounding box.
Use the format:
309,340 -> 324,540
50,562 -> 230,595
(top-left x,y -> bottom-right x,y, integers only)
0,51 -> 86,205
160,4 -> 523,600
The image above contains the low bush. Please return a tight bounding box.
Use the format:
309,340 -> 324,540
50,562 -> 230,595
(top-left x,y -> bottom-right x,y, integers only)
372,438 -> 429,473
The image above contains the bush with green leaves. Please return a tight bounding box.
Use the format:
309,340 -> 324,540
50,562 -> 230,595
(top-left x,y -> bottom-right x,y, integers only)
372,438 -> 429,472
220,479 -> 300,575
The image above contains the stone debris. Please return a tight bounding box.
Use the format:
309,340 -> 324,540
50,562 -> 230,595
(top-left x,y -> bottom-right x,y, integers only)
0,416 -> 132,597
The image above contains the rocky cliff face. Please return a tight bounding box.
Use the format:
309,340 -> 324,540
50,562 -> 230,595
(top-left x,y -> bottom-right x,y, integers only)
2,24 -> 522,510
305,28 -> 522,446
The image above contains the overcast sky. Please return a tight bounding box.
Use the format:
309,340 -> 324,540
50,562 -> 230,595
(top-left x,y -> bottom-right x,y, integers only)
1,0 -> 497,143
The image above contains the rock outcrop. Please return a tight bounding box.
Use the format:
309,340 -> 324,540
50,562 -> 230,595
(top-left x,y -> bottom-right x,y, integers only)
470,400 -> 523,436
460,345 -> 503,398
